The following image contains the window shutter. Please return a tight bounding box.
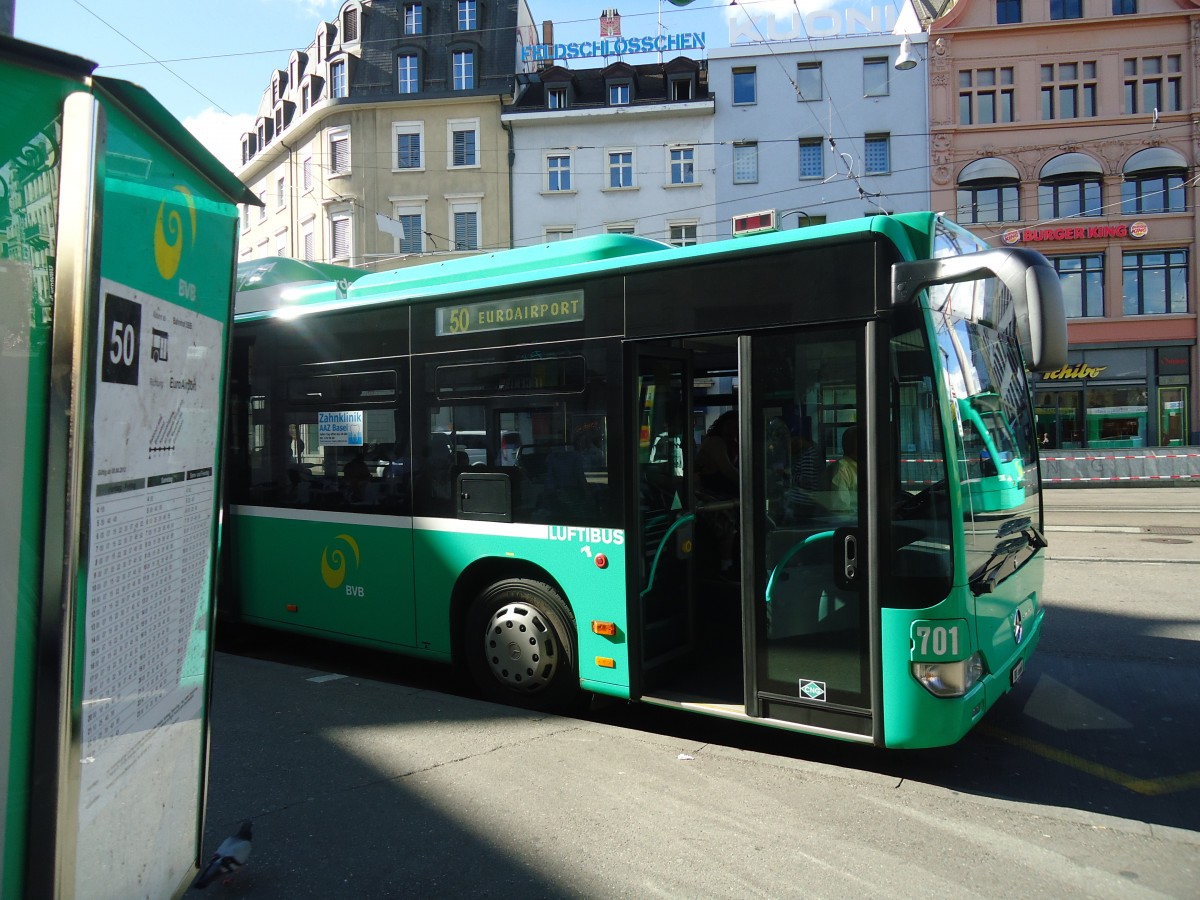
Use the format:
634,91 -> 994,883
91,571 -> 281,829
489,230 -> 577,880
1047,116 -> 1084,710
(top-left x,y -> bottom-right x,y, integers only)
331,136 -> 349,173
331,217 -> 350,258
453,211 -> 478,250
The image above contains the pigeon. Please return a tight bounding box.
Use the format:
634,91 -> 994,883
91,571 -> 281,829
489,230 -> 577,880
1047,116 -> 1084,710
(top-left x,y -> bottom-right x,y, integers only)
192,819 -> 253,889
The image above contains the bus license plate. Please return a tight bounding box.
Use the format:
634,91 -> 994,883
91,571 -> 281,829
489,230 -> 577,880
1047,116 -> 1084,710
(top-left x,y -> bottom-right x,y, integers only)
1010,658 -> 1025,686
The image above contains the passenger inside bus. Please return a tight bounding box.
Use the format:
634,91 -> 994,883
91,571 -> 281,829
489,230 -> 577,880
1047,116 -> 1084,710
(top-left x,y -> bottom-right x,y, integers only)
696,410 -> 739,577
823,425 -> 859,513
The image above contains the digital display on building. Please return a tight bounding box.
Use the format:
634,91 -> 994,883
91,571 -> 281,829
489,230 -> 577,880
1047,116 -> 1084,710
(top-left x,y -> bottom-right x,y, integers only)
436,289 -> 585,336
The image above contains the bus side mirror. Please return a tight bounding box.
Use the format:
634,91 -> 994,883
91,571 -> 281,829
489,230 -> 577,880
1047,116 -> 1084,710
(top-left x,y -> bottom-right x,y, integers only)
892,248 -> 1067,373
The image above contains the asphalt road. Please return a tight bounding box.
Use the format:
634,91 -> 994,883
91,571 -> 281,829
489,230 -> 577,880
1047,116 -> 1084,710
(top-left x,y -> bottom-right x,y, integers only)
196,487 -> 1200,898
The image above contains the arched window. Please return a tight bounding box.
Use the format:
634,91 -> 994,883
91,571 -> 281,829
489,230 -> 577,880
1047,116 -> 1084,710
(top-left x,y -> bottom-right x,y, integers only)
1038,152 -> 1103,219
1122,147 -> 1188,214
956,157 -> 1020,224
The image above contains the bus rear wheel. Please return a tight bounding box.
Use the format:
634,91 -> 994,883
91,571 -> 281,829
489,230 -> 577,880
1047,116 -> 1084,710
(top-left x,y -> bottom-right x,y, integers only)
465,578 -> 578,712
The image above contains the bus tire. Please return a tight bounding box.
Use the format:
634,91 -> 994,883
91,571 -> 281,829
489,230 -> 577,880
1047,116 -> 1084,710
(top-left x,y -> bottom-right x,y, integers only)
465,578 -> 579,712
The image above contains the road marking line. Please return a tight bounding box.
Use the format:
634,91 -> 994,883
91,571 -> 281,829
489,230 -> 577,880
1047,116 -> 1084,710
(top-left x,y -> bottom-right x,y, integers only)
306,673 -> 346,683
979,725 -> 1200,796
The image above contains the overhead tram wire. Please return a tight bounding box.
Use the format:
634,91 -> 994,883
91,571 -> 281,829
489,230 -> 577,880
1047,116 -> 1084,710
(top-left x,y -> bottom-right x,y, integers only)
69,0 -> 232,116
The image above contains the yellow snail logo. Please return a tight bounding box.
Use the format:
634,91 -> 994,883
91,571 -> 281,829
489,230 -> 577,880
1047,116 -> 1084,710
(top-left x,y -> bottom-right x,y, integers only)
321,533 -> 361,589
154,184 -> 197,280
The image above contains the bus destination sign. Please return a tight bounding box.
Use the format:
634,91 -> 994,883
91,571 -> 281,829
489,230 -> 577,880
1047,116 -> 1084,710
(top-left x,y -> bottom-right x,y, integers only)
436,289 -> 585,336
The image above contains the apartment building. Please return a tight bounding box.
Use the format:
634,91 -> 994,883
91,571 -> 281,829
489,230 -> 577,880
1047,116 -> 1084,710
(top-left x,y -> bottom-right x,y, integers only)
502,56 -> 716,247
237,0 -> 536,272
930,0 -> 1200,451
708,31 -> 932,238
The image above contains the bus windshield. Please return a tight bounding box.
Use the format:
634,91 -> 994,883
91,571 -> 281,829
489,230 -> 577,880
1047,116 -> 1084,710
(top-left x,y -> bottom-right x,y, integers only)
928,224 -> 1045,590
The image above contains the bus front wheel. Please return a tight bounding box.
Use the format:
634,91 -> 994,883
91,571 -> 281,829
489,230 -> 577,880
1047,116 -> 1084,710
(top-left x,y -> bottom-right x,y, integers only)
465,578 -> 579,712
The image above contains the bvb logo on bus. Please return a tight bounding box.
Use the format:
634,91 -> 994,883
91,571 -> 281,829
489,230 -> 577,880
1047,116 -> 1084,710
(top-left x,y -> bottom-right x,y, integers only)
321,533 -> 362,593
154,184 -> 197,281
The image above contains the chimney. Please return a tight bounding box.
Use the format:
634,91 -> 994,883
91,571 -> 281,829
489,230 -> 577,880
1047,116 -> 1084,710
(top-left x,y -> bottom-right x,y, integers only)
542,20 -> 553,45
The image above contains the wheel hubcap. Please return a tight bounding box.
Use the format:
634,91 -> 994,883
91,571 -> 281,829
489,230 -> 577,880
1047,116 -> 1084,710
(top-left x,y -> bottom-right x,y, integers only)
483,602 -> 557,693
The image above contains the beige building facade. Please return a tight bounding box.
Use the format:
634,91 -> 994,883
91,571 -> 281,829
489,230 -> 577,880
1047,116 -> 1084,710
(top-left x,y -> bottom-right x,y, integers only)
237,1 -> 535,273
930,0 -> 1200,451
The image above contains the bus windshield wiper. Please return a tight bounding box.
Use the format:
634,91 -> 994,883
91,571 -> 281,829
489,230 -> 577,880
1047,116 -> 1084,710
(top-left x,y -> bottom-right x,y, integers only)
969,534 -> 1033,595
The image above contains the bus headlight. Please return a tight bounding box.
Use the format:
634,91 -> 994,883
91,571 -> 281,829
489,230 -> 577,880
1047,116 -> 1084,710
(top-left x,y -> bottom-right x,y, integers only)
912,652 -> 984,697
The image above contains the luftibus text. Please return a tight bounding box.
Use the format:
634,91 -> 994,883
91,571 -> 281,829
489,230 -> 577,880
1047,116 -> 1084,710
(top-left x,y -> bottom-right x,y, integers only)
549,526 -> 624,546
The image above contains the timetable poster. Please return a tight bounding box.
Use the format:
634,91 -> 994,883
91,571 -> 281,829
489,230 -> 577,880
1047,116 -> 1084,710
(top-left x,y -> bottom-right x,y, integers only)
75,276 -> 223,887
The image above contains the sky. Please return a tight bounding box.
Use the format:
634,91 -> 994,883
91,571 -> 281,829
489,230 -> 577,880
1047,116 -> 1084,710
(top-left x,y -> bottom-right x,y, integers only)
13,0 -> 908,172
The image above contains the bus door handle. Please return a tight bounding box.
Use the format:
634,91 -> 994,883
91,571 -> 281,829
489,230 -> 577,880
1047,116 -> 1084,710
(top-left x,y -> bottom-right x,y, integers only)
833,527 -> 859,590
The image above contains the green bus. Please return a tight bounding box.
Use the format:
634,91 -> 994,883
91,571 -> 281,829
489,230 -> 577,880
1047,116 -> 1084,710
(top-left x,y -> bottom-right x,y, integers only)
223,213 -> 1065,749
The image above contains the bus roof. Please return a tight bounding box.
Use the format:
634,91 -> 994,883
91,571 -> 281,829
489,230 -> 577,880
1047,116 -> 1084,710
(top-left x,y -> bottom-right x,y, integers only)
237,213 -> 933,323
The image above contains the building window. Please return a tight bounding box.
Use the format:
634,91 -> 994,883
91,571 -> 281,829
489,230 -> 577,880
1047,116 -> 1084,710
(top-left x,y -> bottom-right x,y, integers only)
393,123 -> 423,170
864,134 -> 890,174
996,0 -> 1021,23
733,142 -> 758,183
546,154 -> 572,192
956,157 -> 1020,223
609,82 -> 630,105
302,155 -> 313,193
451,131 -> 476,167
275,229 -> 288,258
608,150 -> 634,189
1041,62 -> 1097,120
242,204 -> 250,232
393,204 -> 424,254
398,54 -> 419,94
1122,148 -> 1187,214
547,86 -> 567,109
669,222 -> 698,247
959,67 -> 1014,125
1123,250 -> 1188,315
1123,56 -> 1183,115
1050,0 -> 1081,18
449,120 -> 478,168
330,59 -> 347,98
1122,172 -> 1186,214
301,83 -> 311,112
452,203 -> 480,251
276,176 -> 286,209
669,146 -> 695,185
957,183 -> 1018,223
799,138 -> 823,179
342,7 -> 359,42
404,3 -> 422,34
1038,153 -> 1103,218
733,67 -> 756,104
329,130 -> 350,175
544,227 -> 575,242
669,76 -> 692,101
863,58 -> 889,97
1113,0 -> 1136,12
458,0 -> 477,31
606,223 -> 636,235
302,220 -> 314,260
453,50 -> 474,90
1050,255 -> 1104,318
330,214 -> 351,260
796,62 -> 821,100
258,191 -> 267,221
1039,176 -> 1103,216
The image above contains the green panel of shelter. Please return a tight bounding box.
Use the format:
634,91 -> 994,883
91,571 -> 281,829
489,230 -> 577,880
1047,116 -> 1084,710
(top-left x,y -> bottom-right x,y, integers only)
0,44 -> 81,900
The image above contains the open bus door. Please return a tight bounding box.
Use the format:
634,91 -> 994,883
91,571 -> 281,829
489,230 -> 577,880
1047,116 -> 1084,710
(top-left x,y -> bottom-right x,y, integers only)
741,327 -> 877,740
632,349 -> 698,688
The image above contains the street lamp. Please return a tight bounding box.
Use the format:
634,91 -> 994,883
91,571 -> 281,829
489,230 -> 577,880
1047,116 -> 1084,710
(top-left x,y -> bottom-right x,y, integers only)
895,36 -> 918,71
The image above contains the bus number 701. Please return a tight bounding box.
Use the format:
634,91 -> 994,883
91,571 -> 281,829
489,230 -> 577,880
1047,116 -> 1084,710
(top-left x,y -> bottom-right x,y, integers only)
915,624 -> 960,659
